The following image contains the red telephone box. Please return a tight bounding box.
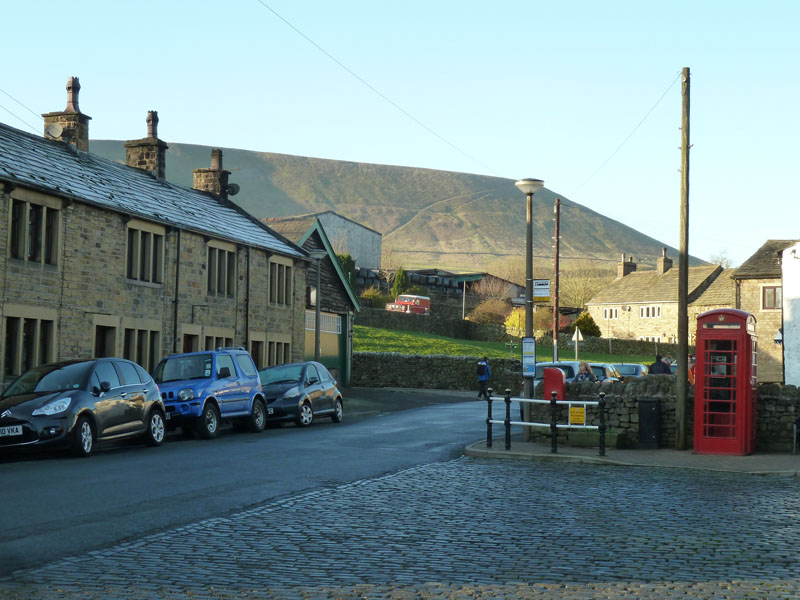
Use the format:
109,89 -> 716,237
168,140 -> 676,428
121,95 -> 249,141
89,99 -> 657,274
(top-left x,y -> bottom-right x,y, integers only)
693,309 -> 758,455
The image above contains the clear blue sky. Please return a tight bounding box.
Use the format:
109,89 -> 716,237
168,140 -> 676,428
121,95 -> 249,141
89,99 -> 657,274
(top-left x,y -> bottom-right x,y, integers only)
2,1 -> 797,267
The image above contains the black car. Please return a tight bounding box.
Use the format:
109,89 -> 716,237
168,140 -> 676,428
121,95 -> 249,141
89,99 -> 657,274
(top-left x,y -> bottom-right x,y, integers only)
0,358 -> 166,457
258,361 -> 343,427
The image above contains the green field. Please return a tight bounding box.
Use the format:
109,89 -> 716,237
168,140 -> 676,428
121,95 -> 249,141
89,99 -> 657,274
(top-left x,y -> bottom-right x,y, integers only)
353,325 -> 651,364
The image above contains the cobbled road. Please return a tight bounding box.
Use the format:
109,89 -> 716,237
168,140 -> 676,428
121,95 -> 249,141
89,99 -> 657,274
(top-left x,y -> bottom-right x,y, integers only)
2,457 -> 800,599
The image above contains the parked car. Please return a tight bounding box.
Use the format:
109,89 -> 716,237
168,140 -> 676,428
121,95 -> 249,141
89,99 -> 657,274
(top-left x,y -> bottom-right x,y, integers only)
613,363 -> 649,378
153,347 -> 265,439
533,361 -> 624,385
0,358 -> 166,457
258,361 -> 343,427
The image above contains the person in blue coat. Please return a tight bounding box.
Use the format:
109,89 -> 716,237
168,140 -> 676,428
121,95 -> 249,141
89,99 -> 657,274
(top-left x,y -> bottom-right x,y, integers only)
476,356 -> 491,399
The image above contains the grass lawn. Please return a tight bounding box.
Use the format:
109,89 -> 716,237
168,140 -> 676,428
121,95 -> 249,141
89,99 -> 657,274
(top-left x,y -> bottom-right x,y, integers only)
354,325 -> 652,365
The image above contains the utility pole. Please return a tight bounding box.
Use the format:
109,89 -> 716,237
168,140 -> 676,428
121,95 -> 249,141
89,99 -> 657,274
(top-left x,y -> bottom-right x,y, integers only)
676,66 -> 691,450
552,198 -> 561,361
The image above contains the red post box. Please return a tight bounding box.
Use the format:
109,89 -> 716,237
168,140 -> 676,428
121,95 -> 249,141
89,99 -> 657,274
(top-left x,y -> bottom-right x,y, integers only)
693,308 -> 758,455
543,367 -> 566,401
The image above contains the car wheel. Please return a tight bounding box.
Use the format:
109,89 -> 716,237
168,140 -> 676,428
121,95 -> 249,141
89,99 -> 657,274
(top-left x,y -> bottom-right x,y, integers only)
331,398 -> 343,423
295,402 -> 313,427
196,402 -> 220,439
248,399 -> 266,433
71,416 -> 94,458
145,410 -> 166,447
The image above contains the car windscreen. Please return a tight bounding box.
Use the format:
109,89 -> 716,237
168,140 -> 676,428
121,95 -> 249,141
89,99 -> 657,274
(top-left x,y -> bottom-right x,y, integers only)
2,362 -> 93,397
259,364 -> 304,385
591,366 -> 606,380
154,354 -> 213,383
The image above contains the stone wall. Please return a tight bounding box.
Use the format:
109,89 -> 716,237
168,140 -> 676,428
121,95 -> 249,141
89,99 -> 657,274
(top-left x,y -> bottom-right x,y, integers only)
352,352 -> 800,451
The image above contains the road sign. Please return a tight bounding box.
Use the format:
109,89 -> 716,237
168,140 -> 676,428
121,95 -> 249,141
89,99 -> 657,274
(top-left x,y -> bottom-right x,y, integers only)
569,406 -> 586,425
533,279 -> 550,302
522,337 -> 536,377
572,328 -> 584,342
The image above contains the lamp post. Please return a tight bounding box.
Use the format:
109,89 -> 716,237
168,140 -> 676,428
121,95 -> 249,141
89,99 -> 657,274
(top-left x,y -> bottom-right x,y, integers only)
310,250 -> 327,362
515,178 -> 544,441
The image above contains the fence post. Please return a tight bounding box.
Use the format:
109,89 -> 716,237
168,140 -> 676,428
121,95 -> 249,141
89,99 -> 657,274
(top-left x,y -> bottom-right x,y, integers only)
504,389 -> 512,450
598,391 -> 606,457
550,390 -> 558,454
486,388 -> 494,448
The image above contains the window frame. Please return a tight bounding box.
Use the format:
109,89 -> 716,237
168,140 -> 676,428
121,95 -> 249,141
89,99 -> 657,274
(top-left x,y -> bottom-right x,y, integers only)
207,240 -> 237,297
269,256 -> 294,307
125,220 -> 165,285
2,306 -> 57,378
761,285 -> 782,310
8,194 -> 61,267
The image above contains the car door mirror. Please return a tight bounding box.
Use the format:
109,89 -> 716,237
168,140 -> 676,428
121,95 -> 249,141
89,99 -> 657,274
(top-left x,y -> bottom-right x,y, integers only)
219,366 -> 231,378
100,381 -> 112,393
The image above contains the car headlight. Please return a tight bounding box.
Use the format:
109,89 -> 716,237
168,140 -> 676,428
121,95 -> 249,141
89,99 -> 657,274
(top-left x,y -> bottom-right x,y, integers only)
32,397 -> 72,416
282,386 -> 300,399
178,388 -> 195,401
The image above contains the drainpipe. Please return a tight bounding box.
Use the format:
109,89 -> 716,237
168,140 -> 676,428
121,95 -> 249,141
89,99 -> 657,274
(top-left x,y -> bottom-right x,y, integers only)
172,229 -> 181,354
245,246 -> 251,352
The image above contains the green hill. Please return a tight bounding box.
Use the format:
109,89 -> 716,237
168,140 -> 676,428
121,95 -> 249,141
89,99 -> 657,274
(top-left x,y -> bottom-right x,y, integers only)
90,140 -> 700,273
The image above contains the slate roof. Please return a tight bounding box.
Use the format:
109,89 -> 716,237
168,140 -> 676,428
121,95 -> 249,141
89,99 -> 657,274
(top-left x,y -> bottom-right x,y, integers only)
262,216 -> 318,241
265,210 -> 381,236
733,240 -> 798,279
587,265 -> 722,305
691,268 -> 736,306
0,122 -> 304,258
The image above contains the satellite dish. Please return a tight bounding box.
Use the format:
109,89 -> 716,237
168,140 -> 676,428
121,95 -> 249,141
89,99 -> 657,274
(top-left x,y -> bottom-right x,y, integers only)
226,183 -> 240,196
44,123 -> 63,139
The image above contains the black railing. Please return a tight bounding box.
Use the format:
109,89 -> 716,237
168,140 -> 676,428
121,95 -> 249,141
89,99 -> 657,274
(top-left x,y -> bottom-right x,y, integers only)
486,388 -> 606,456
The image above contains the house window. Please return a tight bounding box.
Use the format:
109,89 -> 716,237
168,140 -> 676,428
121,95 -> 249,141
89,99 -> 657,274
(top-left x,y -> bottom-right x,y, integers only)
639,305 -> 662,318
267,337 -> 291,366
204,336 -> 233,350
207,245 -> 236,296
126,225 -> 164,283
3,316 -> 55,377
123,327 -> 162,372
603,308 -> 619,320
269,258 -> 293,306
762,286 -> 782,310
9,198 -> 59,266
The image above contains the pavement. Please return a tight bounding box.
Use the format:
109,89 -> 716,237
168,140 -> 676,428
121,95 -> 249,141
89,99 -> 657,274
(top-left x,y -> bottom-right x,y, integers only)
465,430 -> 800,475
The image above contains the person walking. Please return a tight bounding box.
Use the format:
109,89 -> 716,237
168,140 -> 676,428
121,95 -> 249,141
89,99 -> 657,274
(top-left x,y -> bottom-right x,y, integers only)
574,361 -> 598,382
476,356 -> 491,399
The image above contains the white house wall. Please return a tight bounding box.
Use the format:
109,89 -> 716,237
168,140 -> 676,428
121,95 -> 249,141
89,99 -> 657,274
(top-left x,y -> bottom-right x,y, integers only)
317,213 -> 382,270
782,243 -> 800,386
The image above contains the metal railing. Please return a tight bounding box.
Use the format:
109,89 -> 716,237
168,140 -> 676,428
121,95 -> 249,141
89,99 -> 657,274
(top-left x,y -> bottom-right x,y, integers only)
485,388 -> 606,456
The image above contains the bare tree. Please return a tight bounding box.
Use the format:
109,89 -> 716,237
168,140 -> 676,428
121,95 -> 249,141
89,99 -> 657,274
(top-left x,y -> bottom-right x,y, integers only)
559,260 -> 616,308
473,275 -> 515,300
709,252 -> 733,268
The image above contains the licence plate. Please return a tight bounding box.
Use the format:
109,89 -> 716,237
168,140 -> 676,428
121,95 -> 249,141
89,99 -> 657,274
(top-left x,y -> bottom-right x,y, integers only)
0,425 -> 23,437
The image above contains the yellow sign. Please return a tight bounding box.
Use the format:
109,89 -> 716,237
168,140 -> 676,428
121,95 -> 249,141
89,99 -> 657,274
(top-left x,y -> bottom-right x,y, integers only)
569,406 -> 585,425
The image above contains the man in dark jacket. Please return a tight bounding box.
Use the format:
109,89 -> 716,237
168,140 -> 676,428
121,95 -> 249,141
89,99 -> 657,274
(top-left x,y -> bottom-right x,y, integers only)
649,354 -> 671,374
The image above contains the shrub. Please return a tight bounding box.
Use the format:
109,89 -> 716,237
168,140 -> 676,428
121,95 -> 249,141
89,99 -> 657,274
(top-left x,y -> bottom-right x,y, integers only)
467,299 -> 510,324
360,286 -> 393,309
566,311 -> 602,337
391,267 -> 409,299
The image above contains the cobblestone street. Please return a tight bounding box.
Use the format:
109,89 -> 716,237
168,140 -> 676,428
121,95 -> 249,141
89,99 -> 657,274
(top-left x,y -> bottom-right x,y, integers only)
3,457 -> 800,599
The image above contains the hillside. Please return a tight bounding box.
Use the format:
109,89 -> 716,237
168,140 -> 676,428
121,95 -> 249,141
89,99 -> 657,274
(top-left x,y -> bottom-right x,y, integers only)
90,140 -> 700,273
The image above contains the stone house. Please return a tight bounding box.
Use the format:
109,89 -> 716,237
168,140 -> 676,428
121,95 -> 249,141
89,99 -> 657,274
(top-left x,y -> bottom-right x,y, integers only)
781,241 -> 800,386
264,211 -> 382,270
732,239 -> 798,383
0,78 -> 308,384
585,250 -> 725,345
262,215 -> 360,385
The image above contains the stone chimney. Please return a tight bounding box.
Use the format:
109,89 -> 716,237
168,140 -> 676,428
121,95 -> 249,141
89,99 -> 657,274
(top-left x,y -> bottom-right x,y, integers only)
193,149 -> 231,199
617,253 -> 637,279
124,111 -> 168,179
656,247 -> 673,275
42,76 -> 91,151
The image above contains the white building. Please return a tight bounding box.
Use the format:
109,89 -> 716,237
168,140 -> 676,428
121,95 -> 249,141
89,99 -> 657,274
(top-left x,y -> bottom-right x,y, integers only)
782,242 -> 800,386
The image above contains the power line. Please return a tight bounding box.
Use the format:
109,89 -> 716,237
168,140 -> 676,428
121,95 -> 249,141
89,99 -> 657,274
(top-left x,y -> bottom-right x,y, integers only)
0,102 -> 40,134
252,0 -> 501,177
0,87 -> 43,121
569,72 -> 682,196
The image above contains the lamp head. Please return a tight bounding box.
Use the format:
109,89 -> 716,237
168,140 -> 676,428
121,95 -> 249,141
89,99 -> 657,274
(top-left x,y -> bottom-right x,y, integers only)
515,178 -> 544,196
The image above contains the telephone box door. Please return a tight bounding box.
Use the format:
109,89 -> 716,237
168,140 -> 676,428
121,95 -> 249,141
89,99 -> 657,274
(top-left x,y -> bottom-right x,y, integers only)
693,309 -> 757,455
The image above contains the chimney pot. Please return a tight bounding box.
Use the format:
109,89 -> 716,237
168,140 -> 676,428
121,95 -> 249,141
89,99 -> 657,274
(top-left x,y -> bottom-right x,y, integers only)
65,76 -> 81,112
211,149 -> 223,170
146,111 -> 159,138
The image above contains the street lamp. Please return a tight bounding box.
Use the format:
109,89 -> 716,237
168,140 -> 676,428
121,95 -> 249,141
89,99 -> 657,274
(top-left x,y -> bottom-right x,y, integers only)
309,250 -> 327,362
515,178 -> 544,440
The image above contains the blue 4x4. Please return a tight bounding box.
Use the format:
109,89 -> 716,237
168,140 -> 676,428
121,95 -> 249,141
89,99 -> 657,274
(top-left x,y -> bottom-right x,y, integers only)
153,348 -> 266,439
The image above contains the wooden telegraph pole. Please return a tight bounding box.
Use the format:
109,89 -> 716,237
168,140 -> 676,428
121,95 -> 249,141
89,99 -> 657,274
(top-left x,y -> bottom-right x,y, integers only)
552,198 -> 561,361
676,67 -> 691,450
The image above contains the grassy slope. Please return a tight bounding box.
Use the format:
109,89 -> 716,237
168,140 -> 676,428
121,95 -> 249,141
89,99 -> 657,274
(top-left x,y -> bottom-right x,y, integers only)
354,325 -> 650,364
90,140 -> 701,272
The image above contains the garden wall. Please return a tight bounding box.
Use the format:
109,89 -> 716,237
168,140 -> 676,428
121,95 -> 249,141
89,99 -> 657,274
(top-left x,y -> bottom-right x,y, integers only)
352,352 -> 800,451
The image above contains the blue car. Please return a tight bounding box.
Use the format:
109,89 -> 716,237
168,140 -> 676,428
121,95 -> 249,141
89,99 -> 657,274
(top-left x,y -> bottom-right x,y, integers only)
153,348 -> 266,439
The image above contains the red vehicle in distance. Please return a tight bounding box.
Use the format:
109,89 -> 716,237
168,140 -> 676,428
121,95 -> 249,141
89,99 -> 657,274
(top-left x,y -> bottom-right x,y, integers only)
385,294 -> 431,315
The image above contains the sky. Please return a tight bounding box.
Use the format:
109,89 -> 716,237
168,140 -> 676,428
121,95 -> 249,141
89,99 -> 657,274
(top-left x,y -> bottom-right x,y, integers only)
2,1 -> 798,267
